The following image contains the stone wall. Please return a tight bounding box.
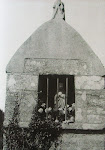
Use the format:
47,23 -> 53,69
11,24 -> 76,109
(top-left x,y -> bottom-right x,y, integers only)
4,59 -> 105,129
75,76 -> 105,130
50,133 -> 105,150
4,74 -> 38,127
24,58 -> 90,75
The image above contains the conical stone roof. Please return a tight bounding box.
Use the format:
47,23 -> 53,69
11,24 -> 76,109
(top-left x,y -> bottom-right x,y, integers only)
6,1 -> 105,75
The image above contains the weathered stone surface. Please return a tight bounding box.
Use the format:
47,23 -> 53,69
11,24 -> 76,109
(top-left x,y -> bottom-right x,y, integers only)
19,91 -> 37,127
6,18 -> 105,76
24,58 -> 89,75
76,90 -> 105,108
50,134 -> 105,150
96,108 -> 105,115
62,122 -> 82,129
75,90 -> 87,123
82,123 -> 105,130
87,115 -> 105,124
4,90 -> 38,127
76,89 -> 105,97
87,96 -> 105,108
75,76 -> 104,90
87,107 -> 105,115
82,90 -> 105,109
75,89 -> 105,125
4,92 -> 20,126
7,74 -> 38,92
75,91 -> 87,107
87,107 -> 97,115
75,108 -> 84,122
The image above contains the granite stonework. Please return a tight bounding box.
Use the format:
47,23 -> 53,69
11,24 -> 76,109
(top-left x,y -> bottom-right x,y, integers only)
75,76 -> 104,90
4,74 -> 38,127
24,58 -> 89,75
7,74 -> 38,92
4,73 -> 105,129
5,67 -> 105,130
50,134 -> 105,150
75,89 -> 105,129
5,69 -> 105,129
19,90 -> 38,127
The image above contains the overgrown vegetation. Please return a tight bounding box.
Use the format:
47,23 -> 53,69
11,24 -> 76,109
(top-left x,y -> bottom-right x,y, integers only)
4,101 -> 62,150
0,109 -> 4,150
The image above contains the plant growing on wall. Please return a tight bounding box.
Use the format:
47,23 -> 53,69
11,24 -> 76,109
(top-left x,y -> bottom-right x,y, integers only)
4,99 -> 62,150
28,107 -> 62,150
0,109 -> 4,150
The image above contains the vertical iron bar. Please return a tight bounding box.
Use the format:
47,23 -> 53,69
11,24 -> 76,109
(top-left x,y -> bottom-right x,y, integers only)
56,78 -> 59,120
46,77 -> 49,118
65,77 -> 68,121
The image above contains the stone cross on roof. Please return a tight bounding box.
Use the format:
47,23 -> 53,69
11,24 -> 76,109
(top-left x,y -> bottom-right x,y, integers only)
52,0 -> 65,20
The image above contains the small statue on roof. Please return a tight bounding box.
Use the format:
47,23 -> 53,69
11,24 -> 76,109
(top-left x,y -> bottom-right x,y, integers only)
52,0 -> 65,20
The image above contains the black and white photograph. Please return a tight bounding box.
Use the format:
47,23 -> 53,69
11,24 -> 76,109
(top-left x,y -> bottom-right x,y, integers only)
0,0 -> 105,149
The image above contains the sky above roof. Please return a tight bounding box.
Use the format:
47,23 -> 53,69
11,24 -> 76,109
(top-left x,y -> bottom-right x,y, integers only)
0,0 -> 105,111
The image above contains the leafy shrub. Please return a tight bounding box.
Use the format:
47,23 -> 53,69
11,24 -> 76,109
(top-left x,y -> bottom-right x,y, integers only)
4,104 -> 62,150
0,109 -> 4,150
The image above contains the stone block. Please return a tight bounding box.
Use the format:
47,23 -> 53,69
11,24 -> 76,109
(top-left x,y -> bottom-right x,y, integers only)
87,115 -> 105,124
75,91 -> 87,107
7,74 -> 38,92
62,122 -> 82,129
85,89 -> 105,97
75,108 -> 83,122
75,90 -> 87,105
75,90 -> 87,123
82,123 -> 105,130
75,76 -> 104,90
87,97 -> 105,108
75,107 -> 87,123
87,107 -> 97,115
24,58 -> 89,75
75,89 -> 105,124
19,91 -> 37,127
76,90 -> 105,109
75,89 -> 105,108
96,108 -> 105,115
87,107 -> 105,116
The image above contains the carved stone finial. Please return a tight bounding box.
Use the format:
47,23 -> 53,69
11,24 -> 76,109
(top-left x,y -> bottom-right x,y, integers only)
52,0 -> 65,20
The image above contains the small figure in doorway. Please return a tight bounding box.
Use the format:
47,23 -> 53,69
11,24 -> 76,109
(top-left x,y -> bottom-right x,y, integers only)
54,83 -> 65,122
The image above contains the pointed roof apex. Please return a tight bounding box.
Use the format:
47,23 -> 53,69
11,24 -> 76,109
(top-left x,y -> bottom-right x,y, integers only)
52,0 -> 65,20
